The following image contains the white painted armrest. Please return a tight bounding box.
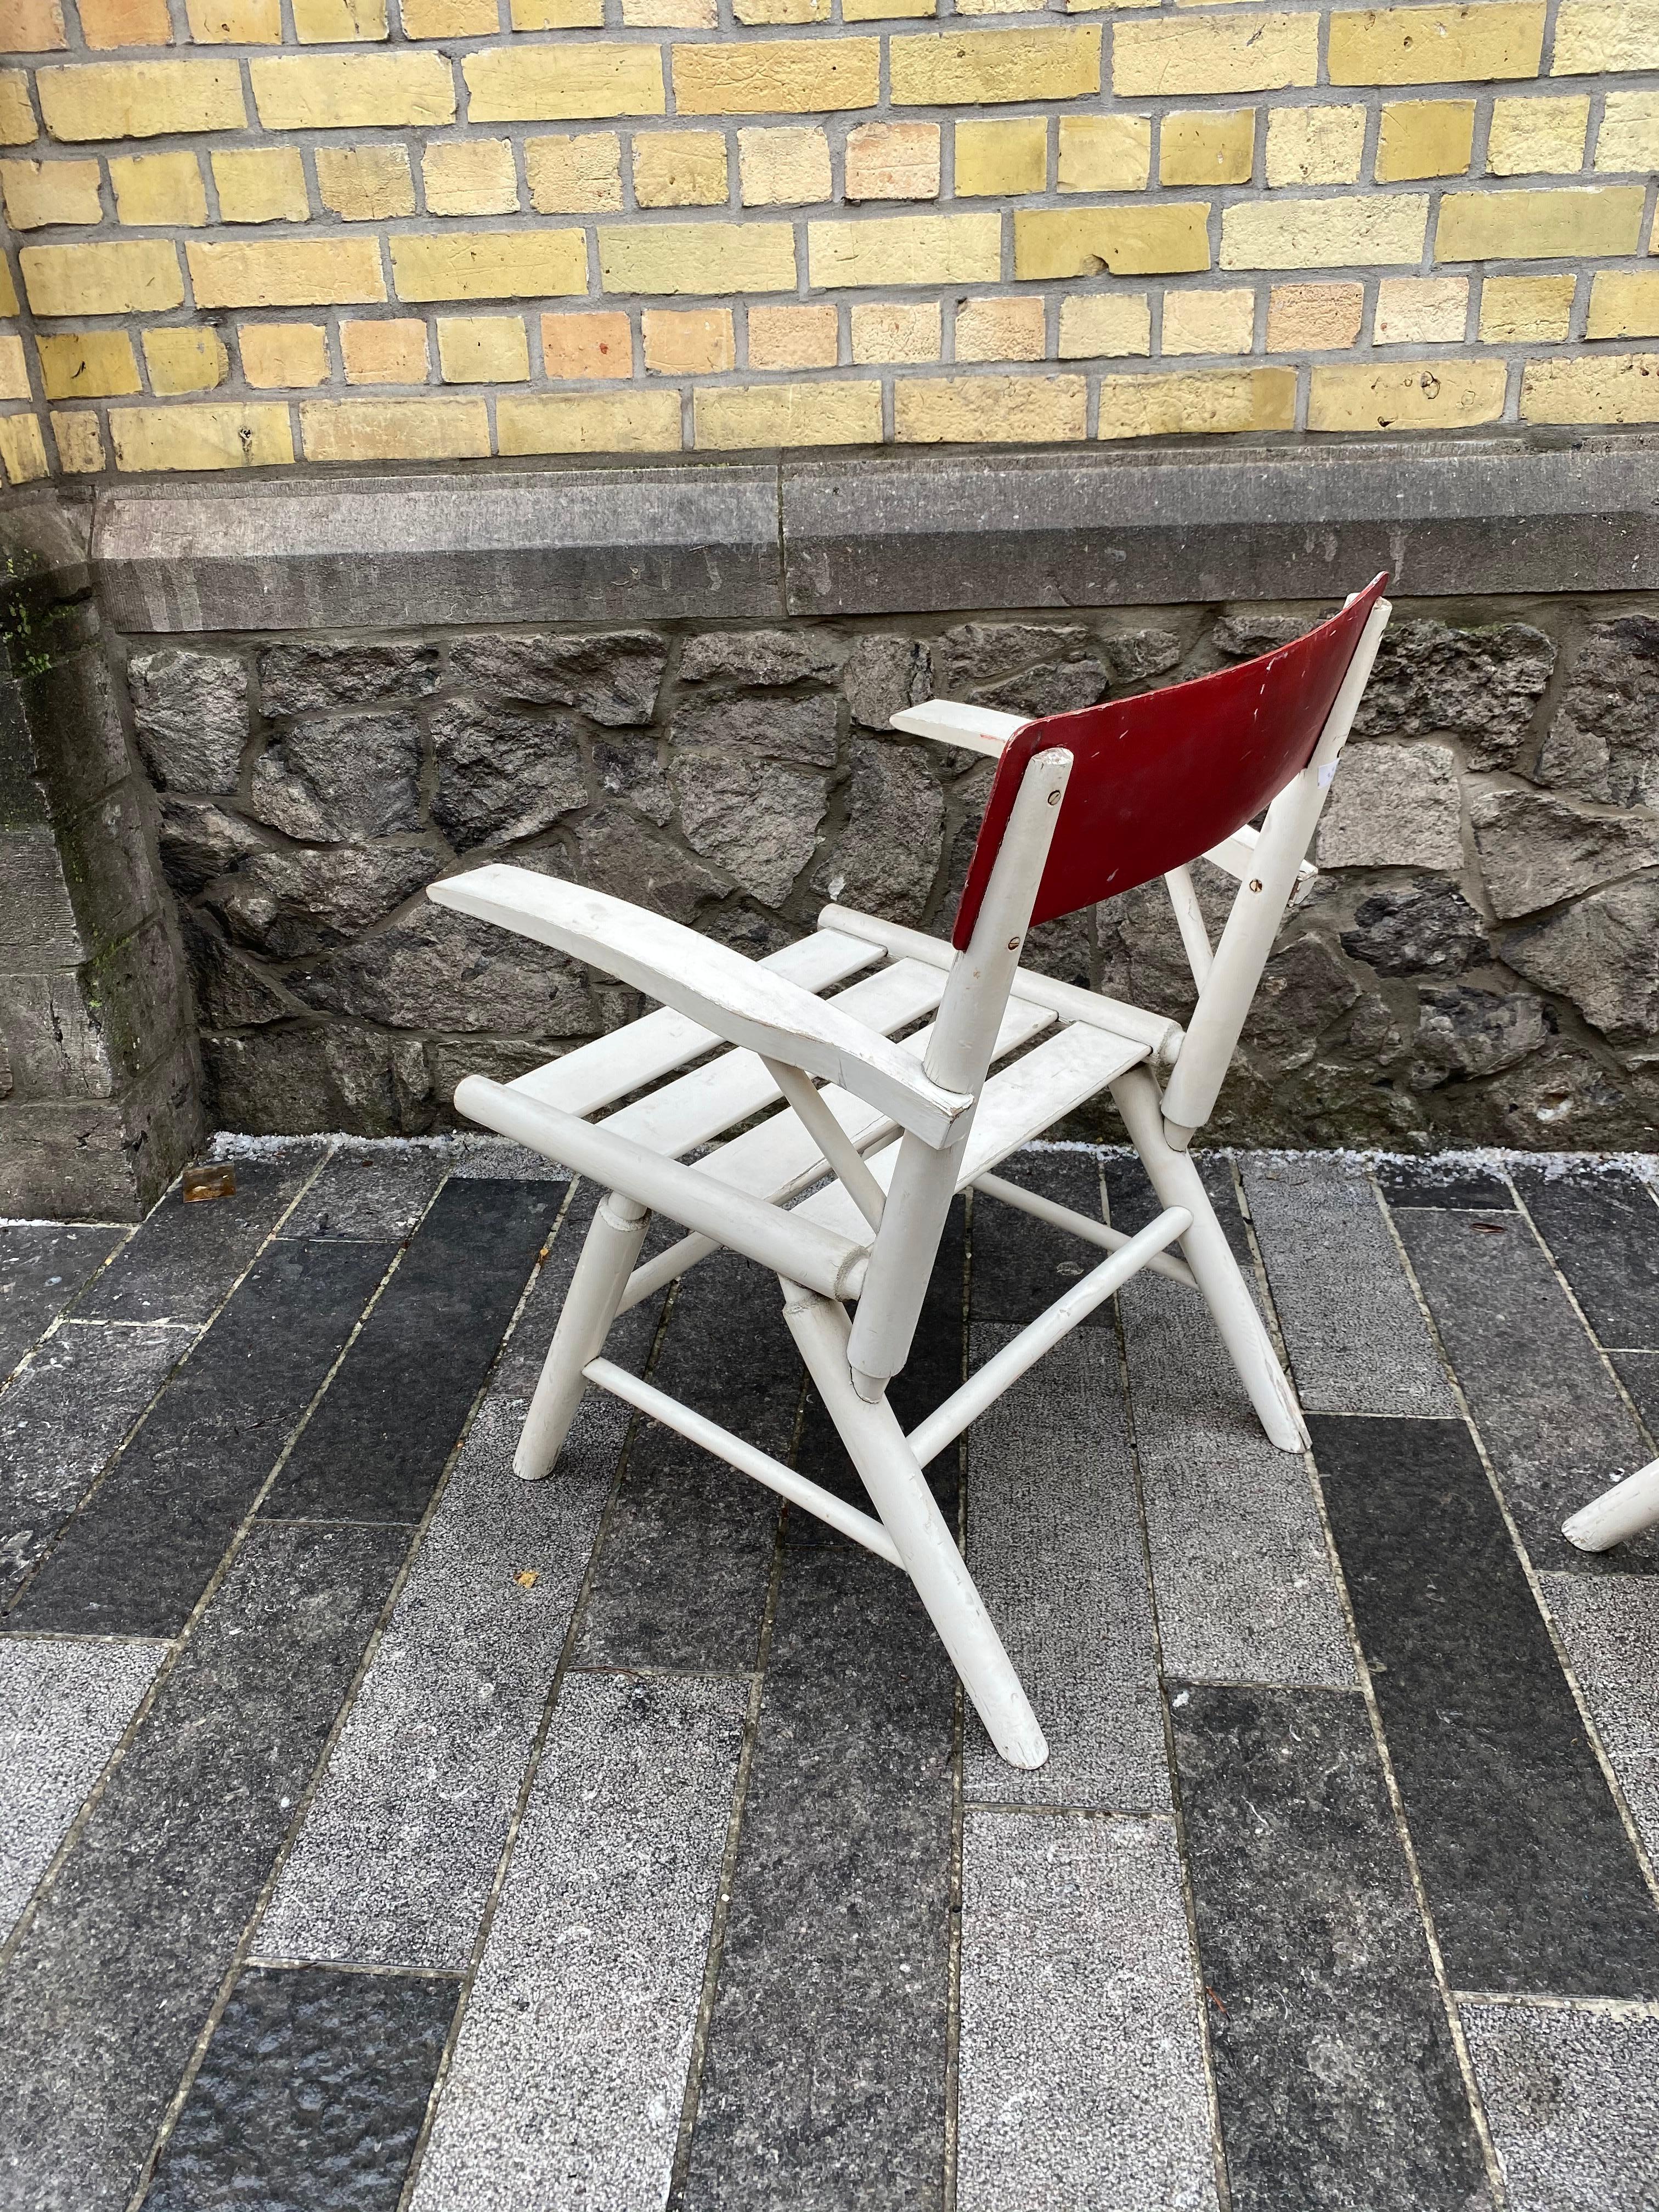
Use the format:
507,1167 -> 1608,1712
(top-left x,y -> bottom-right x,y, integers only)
890,700 -> 1030,758
1204,823 -> 1318,887
430,866 -> 974,1149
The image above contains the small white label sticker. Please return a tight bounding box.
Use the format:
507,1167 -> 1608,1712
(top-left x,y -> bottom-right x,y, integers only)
1318,760 -> 1339,789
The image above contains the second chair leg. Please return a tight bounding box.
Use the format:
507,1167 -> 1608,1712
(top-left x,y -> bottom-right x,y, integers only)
515,1189 -> 649,1482
1113,1068 -> 1308,1454
781,1279 -> 1049,1771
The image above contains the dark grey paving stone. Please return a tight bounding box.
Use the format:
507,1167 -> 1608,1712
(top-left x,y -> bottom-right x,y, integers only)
0,1224 -> 128,1384
1311,1414 -> 1659,1997
1514,1164 -> 1659,1352
1542,1572 -> 1659,1872
1242,1156 -> 1455,1418
1394,1206 -> 1658,1575
144,1965 -> 458,2212
1611,1349 -> 1659,1441
258,1380 -> 639,1970
74,1153 -> 326,1325
1121,1273 -> 1355,1689
1375,1161 -> 1515,1212
278,1142 -> 459,1243
1462,2000 -> 1659,2212
957,1810 -> 1217,2212
0,1520 -> 408,2212
0,1635 -> 165,1937
12,1239 -> 396,1638
963,1322 -> 1170,1810
1,1323 -> 190,1606
408,1672 -> 746,2212
487,1179 -> 670,1409
1105,1147 -> 1257,1272
450,1138 -> 569,1182
574,1246 -> 797,1673
265,1179 -> 561,1524
1171,1682 -> 1492,2212
969,1148 -> 1110,1327
682,1543 -> 955,2212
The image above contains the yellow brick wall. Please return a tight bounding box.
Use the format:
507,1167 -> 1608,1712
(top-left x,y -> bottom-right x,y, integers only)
1,1 -> 1656,477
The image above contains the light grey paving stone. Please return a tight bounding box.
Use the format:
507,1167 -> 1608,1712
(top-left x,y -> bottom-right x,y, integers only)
451,1139 -> 572,1183
408,1671 -> 746,2212
963,1324 -> 1170,1812
278,1141 -> 459,1243
0,1636 -> 165,1936
1121,1274 -> 1355,1688
1241,1155 -> 1454,1418
1541,1572 -> 1659,1869
1,1323 -> 191,1604
257,1388 -> 628,1971
957,1810 -> 1219,2212
1462,2001 -> 1659,2212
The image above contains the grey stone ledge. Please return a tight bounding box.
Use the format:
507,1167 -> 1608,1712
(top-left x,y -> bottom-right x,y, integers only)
4,429 -> 1657,637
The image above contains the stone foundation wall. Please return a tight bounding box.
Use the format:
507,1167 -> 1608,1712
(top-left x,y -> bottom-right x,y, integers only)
125,588 -> 1659,1153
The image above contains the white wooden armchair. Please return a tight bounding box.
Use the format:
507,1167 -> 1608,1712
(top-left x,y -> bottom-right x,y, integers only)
431,579 -> 1392,1769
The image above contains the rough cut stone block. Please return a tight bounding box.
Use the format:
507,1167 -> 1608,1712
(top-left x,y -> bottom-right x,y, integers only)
127,647 -> 247,795
247,713 -> 422,844
1352,618 -> 1555,770
429,697 -> 588,853
1537,614 -> 1659,808
670,749 -> 827,905
669,690 -> 838,768
1470,786 -> 1659,921
447,631 -> 668,725
257,641 -> 439,716
1317,742 -> 1462,871
290,904 -> 597,1039
1501,876 -> 1659,1048
1339,879 -> 1489,978
206,844 -> 438,961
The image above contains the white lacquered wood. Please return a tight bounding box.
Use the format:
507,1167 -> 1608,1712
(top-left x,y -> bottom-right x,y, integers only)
601,957 -> 944,1159
1203,826 -> 1318,891
971,1172 -> 1199,1289
1562,1459 -> 1659,1551
1111,1065 -> 1308,1453
889,700 -> 1029,755
817,904 -> 1182,1064
515,1190 -> 647,1482
782,1282 -> 1048,1769
793,1019 -> 1148,1245
763,1058 -> 887,1231
1161,599 -> 1391,1137
583,1356 -> 904,1565
432,869 -> 973,1148
906,1205 -> 1191,1468
508,928 -> 881,1116
847,751 -> 1074,1398
454,1075 -> 870,1302
1164,865 -> 1215,990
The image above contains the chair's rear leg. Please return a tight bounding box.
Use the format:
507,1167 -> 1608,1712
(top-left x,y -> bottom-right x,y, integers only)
515,1190 -> 649,1481
1112,1068 -> 1308,1454
781,1279 -> 1048,1770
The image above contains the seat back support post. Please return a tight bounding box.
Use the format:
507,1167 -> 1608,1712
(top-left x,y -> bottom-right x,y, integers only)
844,748 -> 1075,1402
1160,597 -> 1391,1142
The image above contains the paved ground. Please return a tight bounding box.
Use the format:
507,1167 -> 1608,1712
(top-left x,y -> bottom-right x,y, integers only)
2,1138 -> 1657,2212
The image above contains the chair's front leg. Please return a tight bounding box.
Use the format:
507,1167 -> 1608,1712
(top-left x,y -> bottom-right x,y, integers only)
1111,1066 -> 1309,1454
515,1189 -> 649,1481
781,1279 -> 1048,1770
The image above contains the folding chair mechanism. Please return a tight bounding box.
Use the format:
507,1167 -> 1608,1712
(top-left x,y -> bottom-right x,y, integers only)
433,577 -> 1393,1769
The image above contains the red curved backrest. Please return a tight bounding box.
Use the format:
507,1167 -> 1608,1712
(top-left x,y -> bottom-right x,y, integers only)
952,575 -> 1390,952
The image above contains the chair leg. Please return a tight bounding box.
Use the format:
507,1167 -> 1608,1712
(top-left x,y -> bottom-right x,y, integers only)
1112,1067 -> 1308,1454
515,1189 -> 650,1482
1563,1458 -> 1659,1551
781,1279 -> 1049,1770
